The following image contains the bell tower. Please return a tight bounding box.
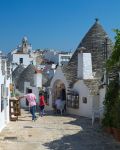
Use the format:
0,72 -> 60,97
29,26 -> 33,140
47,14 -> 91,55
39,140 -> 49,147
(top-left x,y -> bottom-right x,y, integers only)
21,36 -> 29,53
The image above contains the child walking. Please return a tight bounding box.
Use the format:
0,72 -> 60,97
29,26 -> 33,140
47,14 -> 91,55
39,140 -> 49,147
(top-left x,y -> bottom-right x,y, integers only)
39,92 -> 46,117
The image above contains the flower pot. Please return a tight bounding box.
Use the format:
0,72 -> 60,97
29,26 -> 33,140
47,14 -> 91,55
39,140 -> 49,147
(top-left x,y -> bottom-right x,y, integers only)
112,128 -> 119,140
116,129 -> 120,142
104,127 -> 112,134
112,128 -> 118,139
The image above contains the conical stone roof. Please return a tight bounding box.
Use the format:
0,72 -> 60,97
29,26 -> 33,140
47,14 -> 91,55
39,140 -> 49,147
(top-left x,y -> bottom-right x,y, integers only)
17,64 -> 36,92
63,19 -> 113,87
12,65 -> 25,87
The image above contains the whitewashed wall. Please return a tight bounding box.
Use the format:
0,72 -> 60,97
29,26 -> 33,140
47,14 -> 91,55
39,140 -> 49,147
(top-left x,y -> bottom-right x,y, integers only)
5,78 -> 11,124
12,54 -> 33,70
20,82 -> 30,108
48,66 -> 100,118
0,74 -> 5,131
99,87 -> 106,118
20,82 -> 39,108
34,73 -> 42,88
0,61 -> 11,132
92,95 -> 99,109
67,80 -> 94,118
78,53 -> 93,79
49,69 -> 97,118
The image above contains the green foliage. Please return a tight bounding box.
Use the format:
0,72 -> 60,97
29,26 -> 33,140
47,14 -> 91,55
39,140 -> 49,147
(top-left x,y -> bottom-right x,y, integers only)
106,29 -> 120,71
102,29 -> 120,128
102,78 -> 119,127
112,91 -> 120,128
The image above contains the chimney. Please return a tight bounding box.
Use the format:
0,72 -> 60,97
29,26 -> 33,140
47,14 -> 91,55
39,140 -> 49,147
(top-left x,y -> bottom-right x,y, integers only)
77,47 -> 93,79
34,69 -> 42,88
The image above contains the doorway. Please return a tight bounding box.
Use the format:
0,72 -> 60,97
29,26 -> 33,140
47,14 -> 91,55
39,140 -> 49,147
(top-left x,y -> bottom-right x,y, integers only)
52,80 -> 66,109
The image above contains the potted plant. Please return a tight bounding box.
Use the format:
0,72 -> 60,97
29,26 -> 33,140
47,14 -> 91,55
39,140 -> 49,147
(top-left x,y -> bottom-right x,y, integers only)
112,93 -> 120,141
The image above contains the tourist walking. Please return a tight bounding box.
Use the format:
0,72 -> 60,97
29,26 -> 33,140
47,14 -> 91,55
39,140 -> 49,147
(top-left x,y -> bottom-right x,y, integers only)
55,97 -> 62,114
19,89 -> 37,121
39,92 -> 46,117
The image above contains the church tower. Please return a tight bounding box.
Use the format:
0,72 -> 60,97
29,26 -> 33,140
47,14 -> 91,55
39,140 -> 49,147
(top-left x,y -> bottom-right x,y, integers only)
21,36 -> 29,53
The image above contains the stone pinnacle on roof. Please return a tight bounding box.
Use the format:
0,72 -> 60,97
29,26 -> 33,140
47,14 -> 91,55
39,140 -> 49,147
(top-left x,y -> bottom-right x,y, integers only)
95,18 -> 99,23
77,47 -> 86,53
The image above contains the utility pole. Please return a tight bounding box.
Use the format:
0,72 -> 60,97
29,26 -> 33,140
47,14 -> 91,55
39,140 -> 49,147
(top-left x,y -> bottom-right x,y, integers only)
104,36 -> 109,85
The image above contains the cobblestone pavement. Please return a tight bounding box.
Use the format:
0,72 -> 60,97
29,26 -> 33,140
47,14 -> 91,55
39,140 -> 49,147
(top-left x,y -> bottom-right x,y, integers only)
0,109 -> 120,150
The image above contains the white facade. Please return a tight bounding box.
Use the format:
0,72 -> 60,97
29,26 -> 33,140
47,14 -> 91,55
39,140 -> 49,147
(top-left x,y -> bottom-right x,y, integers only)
12,53 -> 33,70
49,70 -> 100,118
8,37 -> 35,71
58,53 -> 72,66
0,57 -> 11,132
19,72 -> 42,108
70,80 -> 99,118
20,82 -> 40,108
49,52 -> 105,118
44,50 -> 72,66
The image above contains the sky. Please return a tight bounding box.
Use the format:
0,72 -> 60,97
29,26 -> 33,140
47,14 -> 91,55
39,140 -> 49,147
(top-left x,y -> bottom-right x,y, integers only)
0,0 -> 120,53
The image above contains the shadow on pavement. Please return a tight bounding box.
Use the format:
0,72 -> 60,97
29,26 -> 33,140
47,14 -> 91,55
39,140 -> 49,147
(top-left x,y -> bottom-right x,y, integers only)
43,116 -> 120,150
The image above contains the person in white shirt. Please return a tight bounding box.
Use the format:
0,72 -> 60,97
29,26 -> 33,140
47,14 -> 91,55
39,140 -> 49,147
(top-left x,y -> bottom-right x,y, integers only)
55,97 -> 62,113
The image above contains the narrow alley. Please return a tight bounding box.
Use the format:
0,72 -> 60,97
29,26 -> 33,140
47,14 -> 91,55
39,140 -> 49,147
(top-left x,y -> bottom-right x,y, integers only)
0,109 -> 120,150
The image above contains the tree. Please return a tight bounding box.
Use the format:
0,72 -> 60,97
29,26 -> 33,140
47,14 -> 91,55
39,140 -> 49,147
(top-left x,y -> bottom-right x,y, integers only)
102,29 -> 120,128
107,29 -> 120,71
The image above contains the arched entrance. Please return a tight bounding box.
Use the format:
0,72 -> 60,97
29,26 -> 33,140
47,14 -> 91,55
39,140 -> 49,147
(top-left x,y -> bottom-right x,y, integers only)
52,80 -> 66,107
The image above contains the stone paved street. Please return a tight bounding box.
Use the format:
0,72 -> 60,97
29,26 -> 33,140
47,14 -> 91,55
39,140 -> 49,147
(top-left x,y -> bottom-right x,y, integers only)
0,109 -> 120,150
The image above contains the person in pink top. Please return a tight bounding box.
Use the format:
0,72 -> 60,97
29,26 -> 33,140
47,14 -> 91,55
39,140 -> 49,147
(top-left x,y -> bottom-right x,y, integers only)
20,89 -> 37,121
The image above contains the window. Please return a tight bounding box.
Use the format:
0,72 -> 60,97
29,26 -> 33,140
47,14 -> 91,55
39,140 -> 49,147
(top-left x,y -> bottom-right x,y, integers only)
19,58 -> 23,64
82,97 -> 87,103
67,92 -> 79,109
